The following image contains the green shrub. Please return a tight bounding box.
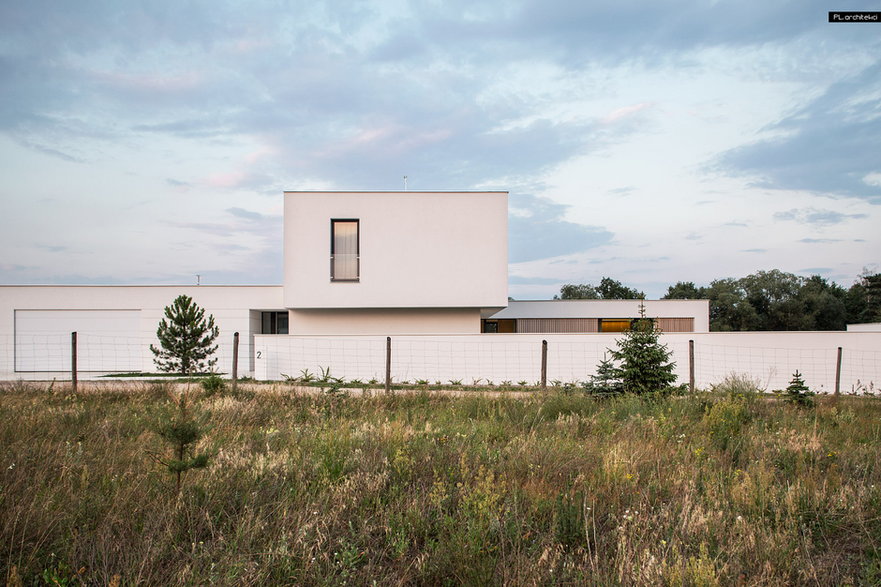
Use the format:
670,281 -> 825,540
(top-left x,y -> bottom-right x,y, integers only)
200,373 -> 226,396
711,372 -> 763,398
703,395 -> 751,452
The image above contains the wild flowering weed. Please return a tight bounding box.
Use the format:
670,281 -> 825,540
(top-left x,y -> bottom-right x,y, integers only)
702,394 -> 751,453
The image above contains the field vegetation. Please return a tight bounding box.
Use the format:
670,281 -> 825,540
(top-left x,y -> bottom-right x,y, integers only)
2,378 -> 881,585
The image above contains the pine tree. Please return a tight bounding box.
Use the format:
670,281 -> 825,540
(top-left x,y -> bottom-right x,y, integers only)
607,304 -> 677,395
149,295 -> 220,374
582,353 -> 624,397
782,370 -> 815,408
153,393 -> 210,494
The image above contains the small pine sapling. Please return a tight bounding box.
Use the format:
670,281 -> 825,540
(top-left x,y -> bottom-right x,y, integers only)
782,370 -> 816,408
153,394 -> 210,494
582,353 -> 624,397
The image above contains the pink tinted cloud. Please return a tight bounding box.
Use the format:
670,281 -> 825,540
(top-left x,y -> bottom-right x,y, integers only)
244,145 -> 276,165
318,124 -> 452,160
600,102 -> 655,124
204,170 -> 248,188
198,143 -> 276,189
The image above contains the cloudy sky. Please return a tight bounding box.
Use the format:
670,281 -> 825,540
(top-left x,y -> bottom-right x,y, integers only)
1,1 -> 878,299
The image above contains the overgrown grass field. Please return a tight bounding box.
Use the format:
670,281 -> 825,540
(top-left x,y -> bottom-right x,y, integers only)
2,380 -> 880,585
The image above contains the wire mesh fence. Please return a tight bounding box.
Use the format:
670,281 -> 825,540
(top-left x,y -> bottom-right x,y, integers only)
2,332 -> 880,394
0,333 -> 251,379
255,334 -> 880,392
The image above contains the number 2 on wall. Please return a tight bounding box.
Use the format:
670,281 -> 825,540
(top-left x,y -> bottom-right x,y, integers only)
256,351 -> 262,359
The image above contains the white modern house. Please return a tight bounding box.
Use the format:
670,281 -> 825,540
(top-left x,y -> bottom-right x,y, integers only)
0,190 -> 711,378
282,191 -> 509,334
1,191 -> 507,376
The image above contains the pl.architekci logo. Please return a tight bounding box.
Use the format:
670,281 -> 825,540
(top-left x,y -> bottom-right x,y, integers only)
828,11 -> 880,22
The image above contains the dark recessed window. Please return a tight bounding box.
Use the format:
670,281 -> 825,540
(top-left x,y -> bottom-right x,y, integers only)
261,311 -> 289,334
481,319 -> 516,333
331,219 -> 359,281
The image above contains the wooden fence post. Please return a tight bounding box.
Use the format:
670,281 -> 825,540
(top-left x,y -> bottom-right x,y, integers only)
385,336 -> 392,393
232,332 -> 239,391
835,346 -> 842,396
71,331 -> 78,393
688,339 -> 695,394
541,340 -> 548,390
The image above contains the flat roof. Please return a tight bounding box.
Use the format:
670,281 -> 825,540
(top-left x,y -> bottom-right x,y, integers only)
0,284 -> 283,288
490,299 -> 709,320
283,190 -> 508,194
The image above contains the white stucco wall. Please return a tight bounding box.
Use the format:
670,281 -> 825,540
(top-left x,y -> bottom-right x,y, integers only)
848,323 -> 881,332
288,308 -> 482,335
0,285 -> 283,376
283,191 -> 508,309
254,331 -> 881,393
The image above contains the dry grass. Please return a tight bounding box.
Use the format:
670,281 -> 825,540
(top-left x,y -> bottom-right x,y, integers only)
1,380 -> 880,585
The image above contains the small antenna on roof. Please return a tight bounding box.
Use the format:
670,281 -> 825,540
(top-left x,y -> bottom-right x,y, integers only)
403,175 -> 408,191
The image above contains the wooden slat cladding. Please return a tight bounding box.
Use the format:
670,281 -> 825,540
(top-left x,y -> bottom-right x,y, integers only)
514,317 -> 695,333
516,318 -> 599,333
657,318 -> 694,332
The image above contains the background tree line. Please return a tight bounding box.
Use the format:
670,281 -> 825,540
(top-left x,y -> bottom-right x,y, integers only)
554,270 -> 881,331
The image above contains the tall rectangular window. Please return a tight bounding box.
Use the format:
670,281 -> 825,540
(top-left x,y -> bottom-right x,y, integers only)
331,219 -> 359,281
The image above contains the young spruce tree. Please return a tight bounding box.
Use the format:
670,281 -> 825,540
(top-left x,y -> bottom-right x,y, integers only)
781,370 -> 816,408
607,304 -> 678,395
150,295 -> 220,374
154,393 -> 210,494
582,353 -> 624,397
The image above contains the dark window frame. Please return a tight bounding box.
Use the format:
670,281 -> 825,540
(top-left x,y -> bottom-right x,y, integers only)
261,311 -> 289,334
330,218 -> 360,282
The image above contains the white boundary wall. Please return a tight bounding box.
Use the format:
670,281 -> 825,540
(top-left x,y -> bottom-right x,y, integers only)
0,285 -> 284,379
3,330 -> 879,393
254,332 -> 881,393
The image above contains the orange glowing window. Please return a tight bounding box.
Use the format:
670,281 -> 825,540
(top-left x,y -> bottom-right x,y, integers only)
599,319 -> 632,333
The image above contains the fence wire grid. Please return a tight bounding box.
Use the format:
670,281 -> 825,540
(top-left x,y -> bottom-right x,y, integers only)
3,332 -> 877,394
